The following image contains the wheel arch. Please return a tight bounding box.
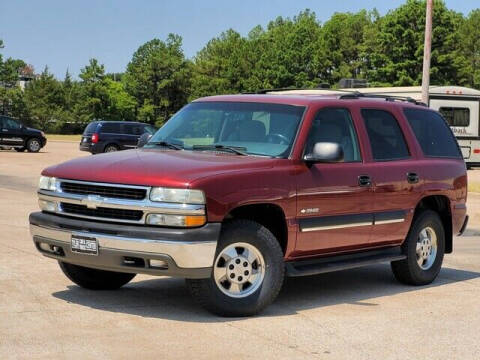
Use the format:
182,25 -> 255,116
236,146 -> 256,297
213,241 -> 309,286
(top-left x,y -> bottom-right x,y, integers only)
414,195 -> 453,253
224,203 -> 289,255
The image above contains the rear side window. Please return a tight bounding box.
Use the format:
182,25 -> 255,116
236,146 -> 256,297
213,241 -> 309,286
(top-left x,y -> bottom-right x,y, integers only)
100,123 -> 122,134
438,107 -> 470,127
404,108 -> 462,158
83,122 -> 98,134
361,109 -> 409,161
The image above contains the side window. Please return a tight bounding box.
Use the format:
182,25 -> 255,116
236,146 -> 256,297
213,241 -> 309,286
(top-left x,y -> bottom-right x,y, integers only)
404,108 -> 462,158
361,109 -> 409,161
124,124 -> 142,135
3,117 -> 22,130
100,123 -> 122,134
305,108 -> 361,162
438,107 -> 470,127
144,125 -> 156,135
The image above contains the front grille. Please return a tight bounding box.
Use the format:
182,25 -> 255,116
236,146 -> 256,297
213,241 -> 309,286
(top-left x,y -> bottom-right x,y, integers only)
61,182 -> 147,200
60,203 -> 143,221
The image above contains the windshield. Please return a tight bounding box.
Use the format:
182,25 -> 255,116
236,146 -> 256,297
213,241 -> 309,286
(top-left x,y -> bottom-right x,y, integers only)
146,102 -> 305,157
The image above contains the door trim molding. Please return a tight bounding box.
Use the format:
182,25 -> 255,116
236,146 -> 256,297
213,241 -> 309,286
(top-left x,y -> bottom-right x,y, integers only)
299,210 -> 406,232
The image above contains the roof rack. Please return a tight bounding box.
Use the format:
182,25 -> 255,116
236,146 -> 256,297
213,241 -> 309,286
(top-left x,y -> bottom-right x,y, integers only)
338,92 -> 427,106
243,87 -> 357,95
244,87 -> 428,106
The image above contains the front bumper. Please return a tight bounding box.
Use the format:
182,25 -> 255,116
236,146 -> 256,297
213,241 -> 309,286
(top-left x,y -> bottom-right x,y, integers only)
30,212 -> 220,279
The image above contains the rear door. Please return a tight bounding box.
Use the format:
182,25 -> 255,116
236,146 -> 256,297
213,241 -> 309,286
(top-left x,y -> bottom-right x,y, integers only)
360,108 -> 422,246
295,107 -> 375,256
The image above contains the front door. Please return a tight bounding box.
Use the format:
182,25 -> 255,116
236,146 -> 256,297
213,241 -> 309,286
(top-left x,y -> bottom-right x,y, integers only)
295,107 -> 375,257
0,117 -> 24,147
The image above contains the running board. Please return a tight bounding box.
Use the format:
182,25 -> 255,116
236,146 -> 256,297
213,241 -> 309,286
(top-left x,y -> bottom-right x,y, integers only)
285,246 -> 406,277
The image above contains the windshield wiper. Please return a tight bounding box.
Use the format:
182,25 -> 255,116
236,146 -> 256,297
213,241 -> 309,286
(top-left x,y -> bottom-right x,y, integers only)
192,144 -> 248,156
148,141 -> 183,150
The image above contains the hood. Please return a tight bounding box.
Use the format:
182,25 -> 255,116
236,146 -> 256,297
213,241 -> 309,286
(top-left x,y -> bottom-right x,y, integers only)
42,148 -> 276,187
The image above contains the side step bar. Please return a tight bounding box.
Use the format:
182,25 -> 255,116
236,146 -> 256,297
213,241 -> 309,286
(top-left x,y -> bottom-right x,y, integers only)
285,246 -> 406,277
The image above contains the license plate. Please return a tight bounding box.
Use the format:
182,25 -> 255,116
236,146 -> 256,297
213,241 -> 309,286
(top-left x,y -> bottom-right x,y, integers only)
71,234 -> 98,255
82,138 -> 88,143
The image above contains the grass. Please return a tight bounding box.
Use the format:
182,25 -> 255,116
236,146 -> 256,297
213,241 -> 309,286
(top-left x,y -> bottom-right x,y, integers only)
46,134 -> 82,141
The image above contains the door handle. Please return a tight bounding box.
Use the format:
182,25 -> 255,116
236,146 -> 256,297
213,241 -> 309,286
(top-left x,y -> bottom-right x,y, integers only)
358,175 -> 372,187
407,172 -> 419,184
1,129 -> 8,132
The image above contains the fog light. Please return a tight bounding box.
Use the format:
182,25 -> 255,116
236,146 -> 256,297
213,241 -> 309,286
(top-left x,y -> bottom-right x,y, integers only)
38,242 -> 52,252
38,199 -> 56,212
146,214 -> 206,227
150,259 -> 168,269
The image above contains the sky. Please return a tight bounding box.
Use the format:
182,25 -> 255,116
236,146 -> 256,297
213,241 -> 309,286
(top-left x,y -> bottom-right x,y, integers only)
0,0 -> 478,79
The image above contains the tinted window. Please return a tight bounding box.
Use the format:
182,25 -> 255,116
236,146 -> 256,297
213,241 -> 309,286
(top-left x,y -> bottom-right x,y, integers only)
438,107 -> 470,127
305,108 -> 361,162
361,109 -> 409,161
404,108 -> 462,158
100,123 -> 122,134
83,122 -> 99,134
123,124 -> 142,135
2,117 -> 22,130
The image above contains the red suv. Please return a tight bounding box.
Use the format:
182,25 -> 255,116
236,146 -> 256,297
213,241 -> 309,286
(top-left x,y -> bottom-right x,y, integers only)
30,91 -> 468,316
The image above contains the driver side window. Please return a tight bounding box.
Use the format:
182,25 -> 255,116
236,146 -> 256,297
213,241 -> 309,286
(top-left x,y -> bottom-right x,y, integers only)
305,108 -> 361,162
3,117 -> 21,130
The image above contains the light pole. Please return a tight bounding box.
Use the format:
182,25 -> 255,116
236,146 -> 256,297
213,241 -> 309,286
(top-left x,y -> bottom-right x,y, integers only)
421,0 -> 433,104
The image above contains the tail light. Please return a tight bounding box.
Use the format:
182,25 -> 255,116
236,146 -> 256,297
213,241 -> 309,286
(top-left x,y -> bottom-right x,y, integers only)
91,133 -> 99,143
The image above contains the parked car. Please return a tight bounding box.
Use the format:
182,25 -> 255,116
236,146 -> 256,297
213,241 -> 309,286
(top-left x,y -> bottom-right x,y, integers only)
30,91 -> 468,316
79,121 -> 157,154
0,115 -> 47,152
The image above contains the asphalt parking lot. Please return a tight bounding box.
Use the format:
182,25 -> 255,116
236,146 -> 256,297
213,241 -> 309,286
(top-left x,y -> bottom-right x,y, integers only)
1,141 -> 480,359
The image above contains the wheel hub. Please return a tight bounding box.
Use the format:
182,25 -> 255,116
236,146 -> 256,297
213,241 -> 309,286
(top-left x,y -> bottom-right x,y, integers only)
416,226 -> 438,270
226,256 -> 252,284
213,242 -> 266,298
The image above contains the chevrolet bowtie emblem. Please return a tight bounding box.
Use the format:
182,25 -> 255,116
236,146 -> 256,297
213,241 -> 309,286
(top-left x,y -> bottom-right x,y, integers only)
82,194 -> 103,209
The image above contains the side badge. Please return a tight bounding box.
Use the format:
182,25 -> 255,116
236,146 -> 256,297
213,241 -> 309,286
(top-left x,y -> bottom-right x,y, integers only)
300,208 -> 319,214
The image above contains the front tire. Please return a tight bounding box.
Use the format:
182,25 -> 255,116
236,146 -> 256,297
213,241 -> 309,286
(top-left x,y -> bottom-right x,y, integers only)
26,138 -> 41,152
59,261 -> 136,290
186,220 -> 284,317
391,210 -> 445,285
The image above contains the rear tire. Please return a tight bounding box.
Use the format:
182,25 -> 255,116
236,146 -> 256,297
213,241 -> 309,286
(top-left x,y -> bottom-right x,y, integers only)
26,138 -> 41,152
186,219 -> 284,317
59,261 -> 136,290
104,144 -> 119,153
391,210 -> 445,285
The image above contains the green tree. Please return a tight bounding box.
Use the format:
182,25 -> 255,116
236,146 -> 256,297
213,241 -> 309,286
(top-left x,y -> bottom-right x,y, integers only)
24,66 -> 64,130
320,10 -> 375,84
365,0 -> 464,86
124,34 -> 191,125
457,9 -> 480,88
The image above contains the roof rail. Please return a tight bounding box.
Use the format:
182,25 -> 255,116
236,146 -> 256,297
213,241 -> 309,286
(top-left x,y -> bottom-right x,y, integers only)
244,87 -> 356,95
338,92 -> 427,106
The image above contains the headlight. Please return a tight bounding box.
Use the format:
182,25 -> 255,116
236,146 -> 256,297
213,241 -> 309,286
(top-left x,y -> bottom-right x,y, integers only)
38,176 -> 57,191
150,187 -> 205,204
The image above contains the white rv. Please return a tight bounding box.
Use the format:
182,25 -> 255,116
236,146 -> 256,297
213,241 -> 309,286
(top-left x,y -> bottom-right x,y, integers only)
275,86 -> 480,167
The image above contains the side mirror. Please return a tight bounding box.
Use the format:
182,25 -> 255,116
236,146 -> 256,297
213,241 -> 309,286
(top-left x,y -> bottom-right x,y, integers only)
304,142 -> 344,163
137,133 -> 152,148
